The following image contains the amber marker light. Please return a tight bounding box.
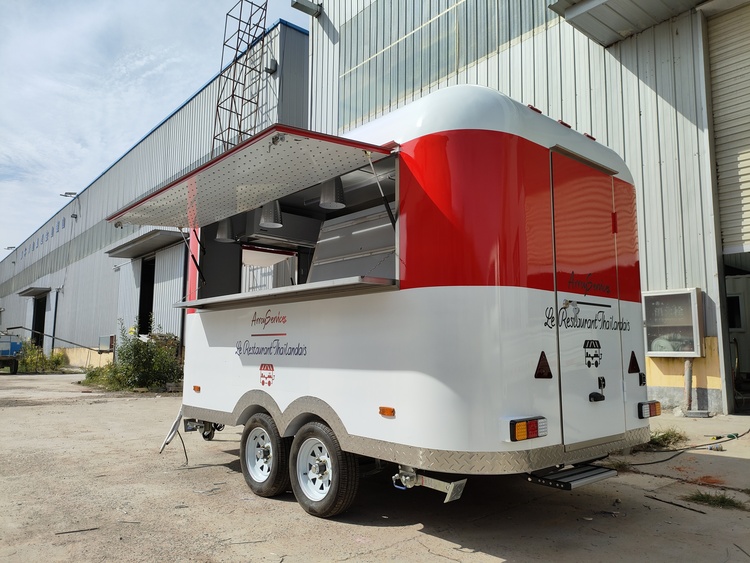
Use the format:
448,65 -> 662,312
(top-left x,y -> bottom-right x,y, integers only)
379,406 -> 396,417
193,386 -> 201,393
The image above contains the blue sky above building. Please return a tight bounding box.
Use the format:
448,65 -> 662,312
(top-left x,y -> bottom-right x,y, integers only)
0,0 -> 308,257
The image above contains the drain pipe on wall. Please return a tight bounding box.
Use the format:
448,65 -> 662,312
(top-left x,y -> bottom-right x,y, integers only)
682,357 -> 710,417
684,358 -> 693,412
51,287 -> 61,351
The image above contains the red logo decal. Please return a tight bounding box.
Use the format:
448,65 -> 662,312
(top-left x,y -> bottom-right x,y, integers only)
259,363 -> 275,387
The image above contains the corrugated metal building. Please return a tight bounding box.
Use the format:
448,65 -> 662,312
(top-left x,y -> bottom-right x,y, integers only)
301,0 -> 750,414
0,20 -> 308,365
2,1 -> 750,415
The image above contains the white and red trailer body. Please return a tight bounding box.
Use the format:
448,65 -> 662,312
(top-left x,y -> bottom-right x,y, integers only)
112,86 -> 659,517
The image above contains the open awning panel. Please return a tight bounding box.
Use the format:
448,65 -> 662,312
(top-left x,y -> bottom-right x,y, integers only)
108,125 -> 391,229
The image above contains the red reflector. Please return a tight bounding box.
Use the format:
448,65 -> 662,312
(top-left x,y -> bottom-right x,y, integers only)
534,351 -> 553,379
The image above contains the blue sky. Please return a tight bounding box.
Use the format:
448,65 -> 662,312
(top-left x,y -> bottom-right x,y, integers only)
0,0 -> 308,259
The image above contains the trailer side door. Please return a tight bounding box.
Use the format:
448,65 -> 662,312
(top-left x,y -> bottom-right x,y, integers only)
551,152 -> 627,449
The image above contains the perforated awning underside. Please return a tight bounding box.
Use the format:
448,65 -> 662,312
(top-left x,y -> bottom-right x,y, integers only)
107,125 -> 391,229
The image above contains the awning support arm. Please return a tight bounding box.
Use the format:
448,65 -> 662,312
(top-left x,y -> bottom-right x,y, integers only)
366,151 -> 396,230
192,228 -> 206,256
181,229 -> 206,287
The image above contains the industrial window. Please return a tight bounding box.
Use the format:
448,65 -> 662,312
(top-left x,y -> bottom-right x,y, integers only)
338,0 -> 506,130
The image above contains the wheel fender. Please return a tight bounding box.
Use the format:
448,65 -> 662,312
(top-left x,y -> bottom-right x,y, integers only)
230,389 -> 284,427
280,397 -> 351,447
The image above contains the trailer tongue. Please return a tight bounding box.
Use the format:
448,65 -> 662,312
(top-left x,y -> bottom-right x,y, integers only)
118,86 -> 659,518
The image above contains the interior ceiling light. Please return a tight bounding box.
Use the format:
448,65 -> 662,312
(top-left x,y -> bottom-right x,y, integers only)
259,200 -> 283,229
319,177 -> 346,210
215,217 -> 236,243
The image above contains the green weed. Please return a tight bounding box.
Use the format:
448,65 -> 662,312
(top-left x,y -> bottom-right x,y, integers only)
648,427 -> 688,449
17,340 -> 66,373
684,491 -> 747,511
84,318 -> 182,391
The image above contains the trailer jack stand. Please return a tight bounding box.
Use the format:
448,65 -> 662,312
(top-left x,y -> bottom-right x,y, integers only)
159,407 -> 183,454
392,466 -> 467,503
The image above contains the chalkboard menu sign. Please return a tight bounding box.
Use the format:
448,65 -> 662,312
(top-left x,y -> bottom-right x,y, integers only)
642,288 -> 704,357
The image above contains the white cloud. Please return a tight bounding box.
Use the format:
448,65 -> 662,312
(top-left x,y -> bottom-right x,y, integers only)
0,0 -> 309,256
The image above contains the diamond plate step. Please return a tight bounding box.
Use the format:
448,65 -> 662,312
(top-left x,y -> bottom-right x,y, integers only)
527,464 -> 617,490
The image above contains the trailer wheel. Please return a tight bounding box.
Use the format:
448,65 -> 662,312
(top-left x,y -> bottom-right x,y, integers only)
10,360 -> 18,375
240,413 -> 290,497
201,427 -> 215,441
289,421 -> 359,518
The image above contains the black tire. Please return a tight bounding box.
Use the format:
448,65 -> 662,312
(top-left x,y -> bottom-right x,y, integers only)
289,421 -> 359,518
201,427 -> 215,441
10,360 -> 18,375
240,413 -> 291,497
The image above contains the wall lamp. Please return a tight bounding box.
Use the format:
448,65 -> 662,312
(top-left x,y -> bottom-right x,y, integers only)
265,58 -> 278,74
291,0 -> 322,17
60,191 -> 77,198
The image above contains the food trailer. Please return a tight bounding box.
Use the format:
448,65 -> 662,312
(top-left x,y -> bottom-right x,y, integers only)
110,85 -> 660,518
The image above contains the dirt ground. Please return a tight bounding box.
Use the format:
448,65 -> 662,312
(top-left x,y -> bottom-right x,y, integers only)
1,373 -> 749,562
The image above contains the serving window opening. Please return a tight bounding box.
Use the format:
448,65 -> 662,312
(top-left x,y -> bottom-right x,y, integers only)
197,153 -> 397,301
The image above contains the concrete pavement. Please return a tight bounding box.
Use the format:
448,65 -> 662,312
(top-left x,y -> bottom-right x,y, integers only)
617,412 -> 750,495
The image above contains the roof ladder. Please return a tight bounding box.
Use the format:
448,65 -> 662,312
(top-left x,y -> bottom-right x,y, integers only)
212,0 -> 268,158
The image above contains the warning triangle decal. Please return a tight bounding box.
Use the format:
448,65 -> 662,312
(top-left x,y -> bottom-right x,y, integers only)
535,351 -> 553,379
628,351 -> 641,374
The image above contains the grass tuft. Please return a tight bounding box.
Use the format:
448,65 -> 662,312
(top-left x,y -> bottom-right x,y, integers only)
648,427 -> 688,449
684,491 -> 747,511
